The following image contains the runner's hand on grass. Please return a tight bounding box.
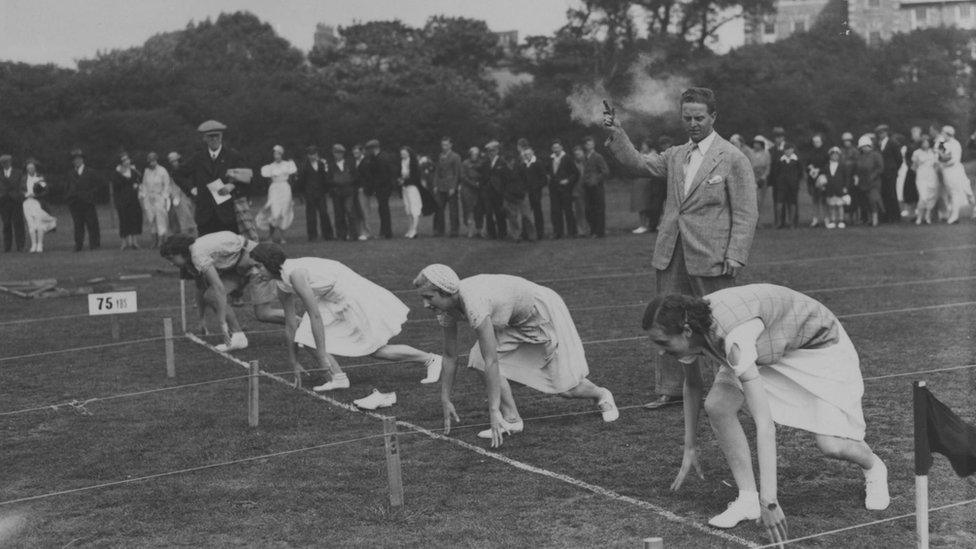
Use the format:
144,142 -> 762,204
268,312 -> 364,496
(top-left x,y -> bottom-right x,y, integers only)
670,446 -> 705,490
442,399 -> 460,435
489,409 -> 507,448
759,500 -> 788,548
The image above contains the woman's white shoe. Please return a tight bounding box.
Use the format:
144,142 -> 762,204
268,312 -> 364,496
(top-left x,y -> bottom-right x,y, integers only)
420,354 -> 442,384
476,418 -> 524,439
597,388 -> 619,422
707,496 -> 761,528
314,373 -> 350,392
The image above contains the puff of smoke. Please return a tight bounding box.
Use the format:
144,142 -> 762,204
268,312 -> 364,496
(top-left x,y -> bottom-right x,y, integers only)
566,56 -> 691,126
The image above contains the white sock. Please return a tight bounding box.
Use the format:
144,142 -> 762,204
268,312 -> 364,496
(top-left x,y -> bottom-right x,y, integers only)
738,490 -> 759,503
862,454 -> 881,473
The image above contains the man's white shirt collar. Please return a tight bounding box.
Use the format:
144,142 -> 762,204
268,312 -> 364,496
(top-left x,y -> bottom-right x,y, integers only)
688,131 -> 717,156
209,146 -> 222,160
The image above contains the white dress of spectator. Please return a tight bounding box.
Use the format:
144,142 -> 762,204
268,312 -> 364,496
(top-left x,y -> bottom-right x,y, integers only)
256,146 -> 297,242
22,170 -> 56,252
140,160 -> 174,240
911,141 -> 939,224
937,127 -> 975,224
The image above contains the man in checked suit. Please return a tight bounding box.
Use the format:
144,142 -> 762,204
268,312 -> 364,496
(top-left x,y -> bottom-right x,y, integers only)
604,87 -> 758,410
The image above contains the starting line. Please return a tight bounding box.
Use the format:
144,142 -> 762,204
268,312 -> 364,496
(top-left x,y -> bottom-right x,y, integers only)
185,332 -> 759,548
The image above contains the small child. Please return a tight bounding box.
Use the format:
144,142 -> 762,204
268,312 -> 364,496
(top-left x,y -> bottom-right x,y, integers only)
823,146 -> 850,229
773,142 -> 803,228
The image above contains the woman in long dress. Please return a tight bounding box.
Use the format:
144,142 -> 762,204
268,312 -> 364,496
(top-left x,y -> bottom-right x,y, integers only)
413,264 -> 618,448
20,159 -> 56,253
248,243 -> 443,391
645,284 -> 889,545
140,151 -> 174,247
936,126 -> 974,224
912,136 -> 940,224
113,153 -> 142,250
256,145 -> 297,243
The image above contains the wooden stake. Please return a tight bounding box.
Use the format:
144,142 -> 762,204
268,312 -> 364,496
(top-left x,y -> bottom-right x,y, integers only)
179,279 -> 187,333
383,417 -> 404,507
110,315 -> 120,340
643,537 -> 664,549
248,360 -> 259,427
164,318 -> 175,378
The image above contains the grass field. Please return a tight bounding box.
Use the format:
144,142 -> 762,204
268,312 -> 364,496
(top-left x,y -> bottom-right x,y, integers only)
2,183 -> 975,548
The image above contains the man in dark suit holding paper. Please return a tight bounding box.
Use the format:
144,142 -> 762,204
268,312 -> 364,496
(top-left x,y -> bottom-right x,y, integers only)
604,87 -> 758,410
176,120 -> 250,236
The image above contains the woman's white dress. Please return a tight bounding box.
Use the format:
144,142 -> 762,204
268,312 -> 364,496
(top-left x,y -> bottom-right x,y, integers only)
438,274 -> 589,394
22,175 -> 56,233
708,284 -> 866,441
140,165 -> 173,236
278,258 -> 408,357
912,148 -> 939,211
939,138 -> 974,223
256,160 -> 297,231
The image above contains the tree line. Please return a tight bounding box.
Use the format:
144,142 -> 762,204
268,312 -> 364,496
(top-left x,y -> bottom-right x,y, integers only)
1,4 -> 973,202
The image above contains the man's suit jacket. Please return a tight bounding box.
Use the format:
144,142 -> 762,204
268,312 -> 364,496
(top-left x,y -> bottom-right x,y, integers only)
879,139 -> 902,181
64,166 -> 104,205
177,146 -> 249,229
0,168 -> 25,200
358,154 -> 391,195
297,159 -> 330,197
581,151 -> 609,187
326,156 -> 358,195
607,128 -> 758,277
548,153 -> 579,191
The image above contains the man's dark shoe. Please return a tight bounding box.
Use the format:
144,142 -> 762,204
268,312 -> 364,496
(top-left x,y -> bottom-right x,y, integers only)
643,395 -> 683,410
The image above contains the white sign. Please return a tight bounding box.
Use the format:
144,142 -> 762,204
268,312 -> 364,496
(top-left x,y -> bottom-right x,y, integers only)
88,291 -> 138,316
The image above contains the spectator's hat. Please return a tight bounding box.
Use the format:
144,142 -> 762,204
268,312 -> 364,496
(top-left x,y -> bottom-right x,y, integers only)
484,140 -> 500,150
305,145 -> 319,155
857,134 -> 874,149
365,139 -> 380,149
197,119 -> 227,134
70,148 -> 85,159
0,154 -> 11,164
332,143 -> 346,153
942,125 -> 955,137
752,135 -> 765,144
874,124 -> 889,134
772,126 -> 785,136
841,132 -> 854,142
828,146 -> 842,155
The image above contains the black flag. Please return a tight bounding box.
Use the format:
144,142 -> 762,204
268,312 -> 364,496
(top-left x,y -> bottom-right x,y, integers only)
914,382 -> 976,477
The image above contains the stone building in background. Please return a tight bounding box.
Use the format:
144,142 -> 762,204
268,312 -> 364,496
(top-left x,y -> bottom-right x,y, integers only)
744,0 -> 976,46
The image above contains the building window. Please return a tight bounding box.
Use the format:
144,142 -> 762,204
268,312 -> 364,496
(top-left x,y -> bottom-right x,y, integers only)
764,20 -> 775,34
868,0 -> 880,7
794,19 -> 806,33
915,6 -> 927,23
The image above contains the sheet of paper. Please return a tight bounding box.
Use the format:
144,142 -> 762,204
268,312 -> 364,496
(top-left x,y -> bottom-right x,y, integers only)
206,179 -> 232,205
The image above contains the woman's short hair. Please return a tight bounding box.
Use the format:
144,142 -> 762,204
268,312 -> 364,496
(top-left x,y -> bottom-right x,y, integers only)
641,294 -> 713,335
159,234 -> 196,260
249,242 -> 287,280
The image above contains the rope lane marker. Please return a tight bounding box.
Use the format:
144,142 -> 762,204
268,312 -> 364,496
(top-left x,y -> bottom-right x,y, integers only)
185,332 -> 758,548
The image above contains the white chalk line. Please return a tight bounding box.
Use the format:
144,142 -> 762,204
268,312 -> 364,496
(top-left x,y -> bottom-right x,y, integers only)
186,332 -> 758,548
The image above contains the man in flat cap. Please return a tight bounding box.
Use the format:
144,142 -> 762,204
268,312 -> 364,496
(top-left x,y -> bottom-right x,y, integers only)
64,149 -> 105,251
173,120 -> 251,236
358,140 -> 394,239
481,140 -> 509,239
0,153 -> 26,252
295,145 -> 334,241
875,124 -> 902,222
327,143 -> 363,241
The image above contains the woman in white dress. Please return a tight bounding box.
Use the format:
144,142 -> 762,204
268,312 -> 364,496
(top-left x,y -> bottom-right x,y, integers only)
20,159 -> 56,253
140,152 -> 174,247
256,145 -> 297,243
912,136 -> 940,224
398,146 -> 422,238
936,126 -> 974,224
645,284 -> 889,545
249,243 -> 442,391
413,264 -> 618,448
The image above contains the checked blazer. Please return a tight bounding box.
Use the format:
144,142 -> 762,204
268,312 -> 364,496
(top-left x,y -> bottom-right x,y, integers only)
607,128 -> 758,277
